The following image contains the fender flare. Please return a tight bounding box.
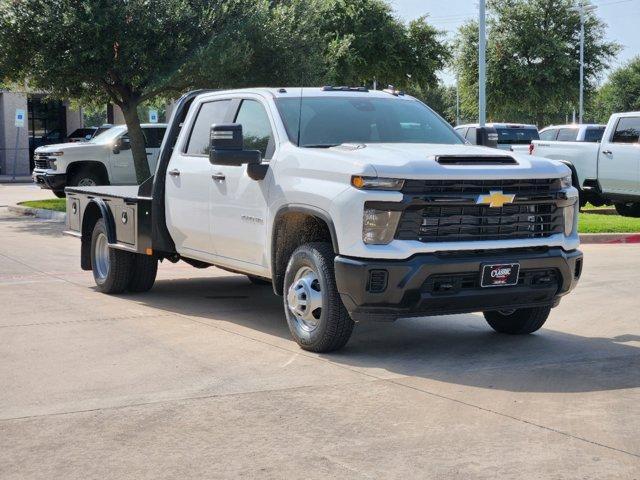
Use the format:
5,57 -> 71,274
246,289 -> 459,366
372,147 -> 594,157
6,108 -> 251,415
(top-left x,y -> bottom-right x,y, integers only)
83,198 -> 117,243
271,204 -> 339,254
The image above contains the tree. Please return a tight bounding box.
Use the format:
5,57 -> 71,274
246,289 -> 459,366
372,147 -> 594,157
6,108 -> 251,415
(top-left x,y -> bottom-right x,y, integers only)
591,56 -> 640,122
0,0 -> 239,183
453,0 -> 619,126
0,0 -> 450,182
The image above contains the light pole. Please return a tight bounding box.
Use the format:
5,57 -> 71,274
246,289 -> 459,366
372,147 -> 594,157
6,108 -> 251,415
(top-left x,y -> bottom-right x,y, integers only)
479,0 -> 486,126
578,1 -> 596,124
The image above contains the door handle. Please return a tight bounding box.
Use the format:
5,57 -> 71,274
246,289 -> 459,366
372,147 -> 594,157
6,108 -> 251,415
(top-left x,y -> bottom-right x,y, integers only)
602,150 -> 613,155
146,152 -> 153,156
212,173 -> 226,181
168,169 -> 180,177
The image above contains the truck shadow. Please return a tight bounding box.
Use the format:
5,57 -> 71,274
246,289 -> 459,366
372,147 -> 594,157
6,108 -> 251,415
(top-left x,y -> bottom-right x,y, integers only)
135,273 -> 640,395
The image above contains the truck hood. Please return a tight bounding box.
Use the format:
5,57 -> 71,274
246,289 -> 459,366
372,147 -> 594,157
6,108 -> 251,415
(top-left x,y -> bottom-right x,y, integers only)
324,143 -> 569,179
35,142 -> 99,153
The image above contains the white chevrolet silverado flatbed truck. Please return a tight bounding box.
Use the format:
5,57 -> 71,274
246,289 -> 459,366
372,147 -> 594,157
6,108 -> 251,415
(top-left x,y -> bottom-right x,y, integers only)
64,87 -> 583,352
531,112 -> 640,215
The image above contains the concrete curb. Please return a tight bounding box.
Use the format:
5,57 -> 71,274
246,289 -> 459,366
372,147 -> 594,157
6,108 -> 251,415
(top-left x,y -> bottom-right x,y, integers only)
579,233 -> 640,244
7,204 -> 66,222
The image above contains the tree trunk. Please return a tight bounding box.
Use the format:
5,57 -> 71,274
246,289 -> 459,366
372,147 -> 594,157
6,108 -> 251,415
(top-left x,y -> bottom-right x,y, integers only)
121,103 -> 151,184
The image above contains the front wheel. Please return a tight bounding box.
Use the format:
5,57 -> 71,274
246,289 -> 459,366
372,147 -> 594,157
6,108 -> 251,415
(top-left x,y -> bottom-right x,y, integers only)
483,306 -> 551,335
283,242 -> 354,352
614,202 -> 640,217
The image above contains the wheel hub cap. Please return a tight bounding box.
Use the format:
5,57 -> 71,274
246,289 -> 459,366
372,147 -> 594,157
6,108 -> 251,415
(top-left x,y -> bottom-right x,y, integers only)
78,178 -> 97,186
287,267 -> 323,331
94,232 -> 110,280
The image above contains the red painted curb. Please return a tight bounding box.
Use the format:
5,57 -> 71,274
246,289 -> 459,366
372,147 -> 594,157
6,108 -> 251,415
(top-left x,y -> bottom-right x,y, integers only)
607,234 -> 640,244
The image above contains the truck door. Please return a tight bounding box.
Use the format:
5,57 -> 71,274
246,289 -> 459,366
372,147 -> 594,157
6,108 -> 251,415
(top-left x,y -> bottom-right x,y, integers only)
598,116 -> 640,194
109,132 -> 137,184
165,99 -> 231,258
208,98 -> 273,268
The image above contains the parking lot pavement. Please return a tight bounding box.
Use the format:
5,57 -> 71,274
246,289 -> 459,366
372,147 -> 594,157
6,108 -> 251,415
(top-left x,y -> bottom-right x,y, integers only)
1,197 -> 639,479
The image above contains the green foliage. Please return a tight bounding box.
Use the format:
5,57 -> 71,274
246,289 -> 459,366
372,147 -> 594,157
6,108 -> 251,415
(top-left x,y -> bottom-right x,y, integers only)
0,0 -> 450,181
591,56 -> 640,123
19,199 -> 66,212
578,211 -> 640,233
454,0 -> 619,126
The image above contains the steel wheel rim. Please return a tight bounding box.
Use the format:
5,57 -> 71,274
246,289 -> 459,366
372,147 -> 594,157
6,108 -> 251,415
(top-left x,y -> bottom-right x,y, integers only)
286,266 -> 323,332
94,232 -> 110,281
78,178 -> 97,186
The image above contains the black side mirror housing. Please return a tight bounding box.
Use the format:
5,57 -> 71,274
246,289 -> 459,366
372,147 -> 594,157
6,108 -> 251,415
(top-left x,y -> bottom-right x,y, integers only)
113,137 -> 131,154
209,123 -> 261,167
475,127 -> 498,148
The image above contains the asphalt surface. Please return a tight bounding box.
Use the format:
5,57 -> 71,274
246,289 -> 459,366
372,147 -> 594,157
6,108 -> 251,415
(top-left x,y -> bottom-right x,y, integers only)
1,183 -> 639,479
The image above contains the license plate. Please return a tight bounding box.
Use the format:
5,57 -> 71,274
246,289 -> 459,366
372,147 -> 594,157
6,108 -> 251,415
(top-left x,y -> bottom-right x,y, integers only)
481,263 -> 520,287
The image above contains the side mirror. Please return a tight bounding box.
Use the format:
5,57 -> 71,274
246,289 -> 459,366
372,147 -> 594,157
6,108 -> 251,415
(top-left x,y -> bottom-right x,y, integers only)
476,127 -> 498,149
209,123 -> 261,167
112,137 -> 131,154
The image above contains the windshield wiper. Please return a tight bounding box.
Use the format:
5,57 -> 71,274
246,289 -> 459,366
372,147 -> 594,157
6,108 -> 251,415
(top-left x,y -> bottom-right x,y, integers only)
301,143 -> 340,148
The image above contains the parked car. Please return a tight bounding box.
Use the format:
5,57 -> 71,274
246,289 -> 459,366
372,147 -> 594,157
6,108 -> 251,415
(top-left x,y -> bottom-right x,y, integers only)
32,123 -> 167,198
539,124 -> 606,143
531,112 -> 640,215
455,123 -> 539,153
64,87 -> 582,353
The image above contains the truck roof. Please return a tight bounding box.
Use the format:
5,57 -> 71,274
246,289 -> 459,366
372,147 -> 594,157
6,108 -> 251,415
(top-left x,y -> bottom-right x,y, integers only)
198,86 -> 418,100
456,123 -> 538,129
540,124 -> 605,130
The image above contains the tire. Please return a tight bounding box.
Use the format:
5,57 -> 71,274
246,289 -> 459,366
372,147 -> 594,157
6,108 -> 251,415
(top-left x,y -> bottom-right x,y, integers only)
53,190 -> 66,198
69,167 -> 105,187
283,242 -> 354,352
614,202 -> 640,218
247,275 -> 271,285
483,306 -> 551,335
90,219 -> 133,293
127,254 -> 158,292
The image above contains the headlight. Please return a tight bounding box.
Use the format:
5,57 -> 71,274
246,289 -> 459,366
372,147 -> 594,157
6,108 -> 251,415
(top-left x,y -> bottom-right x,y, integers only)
352,176 -> 404,191
363,208 -> 401,244
560,174 -> 572,189
563,202 -> 577,236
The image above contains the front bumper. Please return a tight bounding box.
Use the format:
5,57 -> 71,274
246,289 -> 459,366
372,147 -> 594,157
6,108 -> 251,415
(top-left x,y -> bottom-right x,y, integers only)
33,171 -> 67,191
334,247 -> 583,322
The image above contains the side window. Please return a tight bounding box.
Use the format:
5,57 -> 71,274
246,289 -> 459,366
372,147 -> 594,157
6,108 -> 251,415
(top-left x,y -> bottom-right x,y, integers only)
556,128 -> 579,142
186,100 -> 231,155
611,117 -> 640,144
539,129 -> 558,141
465,127 -> 477,144
584,127 -> 605,143
142,127 -> 167,148
234,99 -> 274,159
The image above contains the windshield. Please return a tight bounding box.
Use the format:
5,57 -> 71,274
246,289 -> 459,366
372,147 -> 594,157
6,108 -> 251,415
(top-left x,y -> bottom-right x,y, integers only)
495,127 -> 539,145
88,125 -> 126,144
276,96 -> 462,147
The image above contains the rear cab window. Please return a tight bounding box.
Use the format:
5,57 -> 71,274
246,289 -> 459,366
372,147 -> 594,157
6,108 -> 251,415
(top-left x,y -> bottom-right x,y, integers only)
185,100 -> 231,155
539,129 -> 558,141
495,127 -> 539,145
556,128 -> 579,142
584,127 -> 605,143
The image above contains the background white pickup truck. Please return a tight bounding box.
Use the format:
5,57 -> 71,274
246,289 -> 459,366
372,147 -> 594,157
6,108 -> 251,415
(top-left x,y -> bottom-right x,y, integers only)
531,112 -> 640,216
32,123 -> 167,197
539,124 -> 606,143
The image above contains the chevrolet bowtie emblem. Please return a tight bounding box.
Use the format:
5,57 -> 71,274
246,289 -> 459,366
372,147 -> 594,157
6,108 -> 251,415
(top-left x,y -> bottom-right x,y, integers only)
476,190 -> 516,208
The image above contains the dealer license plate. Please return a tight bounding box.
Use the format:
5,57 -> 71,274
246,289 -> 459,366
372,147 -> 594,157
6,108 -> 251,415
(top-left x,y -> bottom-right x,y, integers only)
481,263 -> 520,287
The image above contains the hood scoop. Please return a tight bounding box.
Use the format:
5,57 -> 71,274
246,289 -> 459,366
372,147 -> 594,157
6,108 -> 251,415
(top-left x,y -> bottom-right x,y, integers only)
435,155 -> 518,165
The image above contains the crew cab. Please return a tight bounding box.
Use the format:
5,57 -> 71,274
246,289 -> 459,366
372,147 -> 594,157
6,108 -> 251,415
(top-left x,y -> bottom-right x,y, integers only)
539,124 -> 606,143
455,123 -> 539,153
32,123 -> 167,198
64,87 -> 582,353
531,113 -> 640,215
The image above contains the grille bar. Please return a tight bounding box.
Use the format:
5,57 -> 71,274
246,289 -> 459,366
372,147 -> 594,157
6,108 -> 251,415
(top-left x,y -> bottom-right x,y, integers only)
403,178 -> 558,195
396,179 -> 564,242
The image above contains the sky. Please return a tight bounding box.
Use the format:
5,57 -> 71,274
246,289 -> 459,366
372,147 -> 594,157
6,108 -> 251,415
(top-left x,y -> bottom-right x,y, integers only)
390,0 -> 640,85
